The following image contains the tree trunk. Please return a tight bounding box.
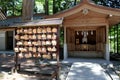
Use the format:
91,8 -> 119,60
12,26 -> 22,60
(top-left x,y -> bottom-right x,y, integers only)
74,0 -> 77,5
22,0 -> 34,22
45,0 -> 49,15
2,7 -> 7,16
12,1 -> 15,16
53,0 -> 56,14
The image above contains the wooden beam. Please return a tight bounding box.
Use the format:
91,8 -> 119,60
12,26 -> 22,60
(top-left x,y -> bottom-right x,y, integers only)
64,23 -> 108,27
67,26 -> 98,30
64,18 -> 108,27
0,28 -> 15,31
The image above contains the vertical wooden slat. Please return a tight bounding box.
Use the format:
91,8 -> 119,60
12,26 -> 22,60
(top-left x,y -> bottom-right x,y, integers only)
102,27 -> 106,43
56,26 -> 60,80
117,24 -> 119,53
14,28 -> 19,71
64,27 -> 67,44
114,26 -> 116,53
72,29 -> 75,51
96,29 -> 98,51
96,27 -> 106,52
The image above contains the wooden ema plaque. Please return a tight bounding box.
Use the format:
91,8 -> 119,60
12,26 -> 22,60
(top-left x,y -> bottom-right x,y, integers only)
14,26 -> 60,67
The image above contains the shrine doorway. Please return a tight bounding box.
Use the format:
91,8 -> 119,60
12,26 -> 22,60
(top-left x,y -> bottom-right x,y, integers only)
67,27 -> 105,58
75,30 -> 96,51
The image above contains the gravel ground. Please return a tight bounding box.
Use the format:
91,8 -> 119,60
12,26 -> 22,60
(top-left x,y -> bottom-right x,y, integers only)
59,63 -> 72,80
1,54 -> 120,80
111,61 -> 120,76
0,54 -> 72,80
100,60 -> 120,80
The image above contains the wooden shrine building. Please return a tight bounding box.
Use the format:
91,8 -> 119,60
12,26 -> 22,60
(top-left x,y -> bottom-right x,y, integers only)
47,0 -> 120,60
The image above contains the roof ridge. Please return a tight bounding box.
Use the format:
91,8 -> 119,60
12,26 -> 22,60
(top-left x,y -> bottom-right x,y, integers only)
81,0 -> 94,4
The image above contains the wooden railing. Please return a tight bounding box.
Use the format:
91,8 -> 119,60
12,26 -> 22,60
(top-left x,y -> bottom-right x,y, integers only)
75,44 -> 96,51
68,43 -> 105,52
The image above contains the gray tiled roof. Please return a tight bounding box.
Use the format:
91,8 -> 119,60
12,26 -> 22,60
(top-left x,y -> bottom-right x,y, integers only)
10,18 -> 63,27
0,15 -> 44,28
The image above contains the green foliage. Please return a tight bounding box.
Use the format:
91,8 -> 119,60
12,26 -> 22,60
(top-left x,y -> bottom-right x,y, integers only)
93,0 -> 120,8
109,24 -> 120,54
52,0 -> 81,14
60,27 -> 64,47
35,0 -> 45,13
0,0 -> 45,16
0,0 -> 120,16
0,0 -> 22,16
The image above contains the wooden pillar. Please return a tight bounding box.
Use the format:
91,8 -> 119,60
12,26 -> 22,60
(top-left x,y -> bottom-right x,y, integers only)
105,25 -> 110,61
64,27 -> 68,59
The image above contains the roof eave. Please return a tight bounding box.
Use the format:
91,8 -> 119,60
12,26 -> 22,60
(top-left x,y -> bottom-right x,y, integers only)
9,18 -> 63,28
